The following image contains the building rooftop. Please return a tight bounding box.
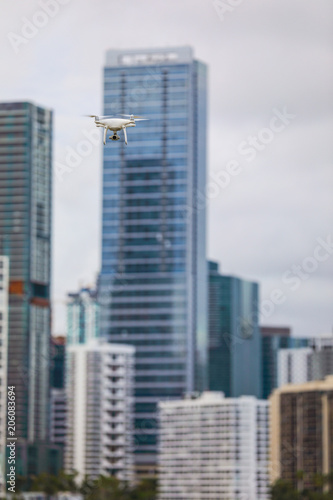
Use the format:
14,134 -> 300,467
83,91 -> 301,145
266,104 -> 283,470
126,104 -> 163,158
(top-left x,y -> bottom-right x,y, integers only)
270,375 -> 333,396
159,391 -> 266,408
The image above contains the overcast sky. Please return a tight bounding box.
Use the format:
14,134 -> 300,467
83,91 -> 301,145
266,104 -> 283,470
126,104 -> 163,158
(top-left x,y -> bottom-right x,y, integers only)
1,0 -> 332,337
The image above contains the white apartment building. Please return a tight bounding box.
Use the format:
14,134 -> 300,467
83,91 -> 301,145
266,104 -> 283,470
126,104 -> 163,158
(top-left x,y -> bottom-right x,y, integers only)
158,392 -> 269,500
278,337 -> 333,387
278,347 -> 313,386
65,341 -> 134,482
0,256 -> 9,493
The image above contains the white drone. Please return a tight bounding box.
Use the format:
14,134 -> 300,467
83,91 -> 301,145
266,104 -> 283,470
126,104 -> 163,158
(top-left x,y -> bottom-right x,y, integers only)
87,114 -> 147,145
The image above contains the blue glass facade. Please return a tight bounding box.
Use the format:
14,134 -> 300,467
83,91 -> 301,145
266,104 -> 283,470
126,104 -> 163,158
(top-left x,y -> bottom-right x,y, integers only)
99,47 -> 208,472
208,261 -> 262,398
66,288 -> 99,345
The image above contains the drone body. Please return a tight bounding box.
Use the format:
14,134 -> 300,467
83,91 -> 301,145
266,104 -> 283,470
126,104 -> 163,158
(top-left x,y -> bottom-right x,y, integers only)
87,114 -> 146,145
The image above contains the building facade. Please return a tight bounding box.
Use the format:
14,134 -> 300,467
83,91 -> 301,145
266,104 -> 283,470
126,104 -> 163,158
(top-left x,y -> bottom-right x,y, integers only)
99,46 -> 208,472
0,102 -> 52,444
158,392 -> 269,500
67,288 -> 99,345
270,376 -> 333,491
50,336 -> 66,448
261,326 -> 309,399
65,341 -> 135,482
309,335 -> 333,381
277,347 -> 313,386
208,261 -> 262,398
0,256 -> 9,492
277,336 -> 333,388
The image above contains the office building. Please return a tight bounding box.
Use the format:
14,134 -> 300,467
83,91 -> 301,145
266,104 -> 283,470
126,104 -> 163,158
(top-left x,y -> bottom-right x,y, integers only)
0,256 -> 9,492
208,261 -> 262,398
67,288 -> 99,345
50,335 -> 66,389
65,341 -> 135,482
261,326 -> 291,338
158,392 -> 269,500
261,326 -> 309,399
99,46 -> 208,472
270,375 -> 333,491
0,102 -> 52,444
277,335 -> 333,387
50,336 -> 66,447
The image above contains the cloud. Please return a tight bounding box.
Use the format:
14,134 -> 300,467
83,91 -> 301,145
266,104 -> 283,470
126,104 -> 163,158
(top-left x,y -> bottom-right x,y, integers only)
1,0 -> 332,336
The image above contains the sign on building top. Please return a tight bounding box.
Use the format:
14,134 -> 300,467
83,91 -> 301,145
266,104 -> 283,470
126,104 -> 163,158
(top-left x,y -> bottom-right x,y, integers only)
105,47 -> 193,67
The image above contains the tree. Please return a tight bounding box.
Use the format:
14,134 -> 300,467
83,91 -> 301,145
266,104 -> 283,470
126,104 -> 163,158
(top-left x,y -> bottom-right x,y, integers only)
84,475 -> 131,500
271,479 -> 300,500
130,478 -> 157,500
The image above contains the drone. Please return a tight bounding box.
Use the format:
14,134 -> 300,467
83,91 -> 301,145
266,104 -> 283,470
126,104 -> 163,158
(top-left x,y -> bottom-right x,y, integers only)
86,114 -> 147,145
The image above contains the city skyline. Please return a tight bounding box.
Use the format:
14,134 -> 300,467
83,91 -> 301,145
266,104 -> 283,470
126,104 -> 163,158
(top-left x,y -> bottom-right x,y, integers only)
1,0 -> 332,338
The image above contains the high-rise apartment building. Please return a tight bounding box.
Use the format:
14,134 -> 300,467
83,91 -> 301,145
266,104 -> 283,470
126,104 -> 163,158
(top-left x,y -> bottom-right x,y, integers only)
0,256 -> 9,492
208,261 -> 262,398
65,341 -> 135,482
0,102 -> 52,445
99,46 -> 208,472
277,335 -> 333,387
277,347 -> 313,386
261,326 -> 309,399
67,288 -> 99,345
270,376 -> 333,491
158,392 -> 270,500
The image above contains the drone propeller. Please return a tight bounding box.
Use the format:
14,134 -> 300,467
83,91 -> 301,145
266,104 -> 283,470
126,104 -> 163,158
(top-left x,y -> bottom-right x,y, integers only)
119,114 -> 147,120
83,115 -> 117,119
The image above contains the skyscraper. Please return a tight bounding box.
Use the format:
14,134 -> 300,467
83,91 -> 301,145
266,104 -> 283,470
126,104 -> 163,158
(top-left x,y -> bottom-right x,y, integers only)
0,102 -> 52,447
208,261 -> 262,398
67,288 -> 99,345
65,341 -> 135,482
99,47 -> 208,473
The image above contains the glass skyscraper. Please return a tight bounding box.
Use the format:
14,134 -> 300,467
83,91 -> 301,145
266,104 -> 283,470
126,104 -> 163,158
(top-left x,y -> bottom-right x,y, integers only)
208,261 -> 262,398
0,102 -> 52,446
66,287 -> 99,345
99,47 -> 208,473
